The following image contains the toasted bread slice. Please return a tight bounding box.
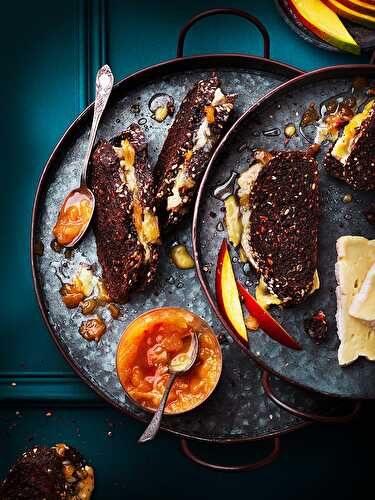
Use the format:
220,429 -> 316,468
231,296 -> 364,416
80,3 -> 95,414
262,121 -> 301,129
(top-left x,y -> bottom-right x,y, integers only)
90,124 -> 160,302
324,100 -> 375,190
0,444 -> 94,500
239,148 -> 320,305
154,75 -> 236,230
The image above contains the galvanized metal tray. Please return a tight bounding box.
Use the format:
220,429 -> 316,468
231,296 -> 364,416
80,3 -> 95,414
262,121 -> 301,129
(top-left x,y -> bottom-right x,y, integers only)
193,64 -> 375,401
30,9 -> 356,470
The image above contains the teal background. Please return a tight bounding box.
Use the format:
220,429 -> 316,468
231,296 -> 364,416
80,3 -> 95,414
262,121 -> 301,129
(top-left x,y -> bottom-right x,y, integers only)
1,0 -> 374,498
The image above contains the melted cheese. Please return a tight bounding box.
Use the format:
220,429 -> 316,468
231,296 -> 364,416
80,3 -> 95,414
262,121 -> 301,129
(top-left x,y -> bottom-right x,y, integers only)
211,87 -> 226,106
115,140 -> 159,261
238,161 -> 264,270
335,236 -> 375,366
332,100 -> 374,164
167,166 -> 195,211
255,277 -> 283,309
166,87 -> 233,211
255,271 -> 319,309
74,267 -> 97,297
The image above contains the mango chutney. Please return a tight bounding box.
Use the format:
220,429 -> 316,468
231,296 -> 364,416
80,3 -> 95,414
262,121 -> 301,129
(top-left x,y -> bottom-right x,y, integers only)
116,307 -> 222,414
53,189 -> 93,246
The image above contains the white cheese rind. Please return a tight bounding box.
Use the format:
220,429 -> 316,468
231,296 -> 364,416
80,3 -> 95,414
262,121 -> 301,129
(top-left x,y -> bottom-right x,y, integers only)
335,236 -> 375,366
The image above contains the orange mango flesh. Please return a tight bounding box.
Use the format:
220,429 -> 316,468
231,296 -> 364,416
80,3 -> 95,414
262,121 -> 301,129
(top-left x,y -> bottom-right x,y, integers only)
323,0 -> 375,28
216,240 -> 247,343
288,0 -> 360,54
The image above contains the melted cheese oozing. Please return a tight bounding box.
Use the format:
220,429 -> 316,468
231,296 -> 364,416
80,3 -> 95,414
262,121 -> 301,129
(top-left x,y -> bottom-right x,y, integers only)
167,167 -> 195,211
74,267 -> 97,297
335,236 -> 375,366
166,87 -> 233,211
238,161 -> 264,270
332,100 -> 374,164
255,277 -> 283,310
255,271 -> 319,309
115,141 -> 159,261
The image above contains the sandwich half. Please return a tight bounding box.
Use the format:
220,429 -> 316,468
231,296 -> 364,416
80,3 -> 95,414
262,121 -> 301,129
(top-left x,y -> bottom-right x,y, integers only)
324,99 -> 375,190
238,148 -> 320,306
154,75 -> 236,230
90,123 -> 160,303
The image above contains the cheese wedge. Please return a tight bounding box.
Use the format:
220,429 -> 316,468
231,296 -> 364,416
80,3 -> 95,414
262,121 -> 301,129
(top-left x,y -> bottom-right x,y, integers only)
350,262 -> 375,323
335,236 -> 375,366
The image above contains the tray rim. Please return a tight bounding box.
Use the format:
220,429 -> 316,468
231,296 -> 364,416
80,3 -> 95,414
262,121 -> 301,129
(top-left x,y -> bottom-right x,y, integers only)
30,53 -> 312,443
192,63 -> 375,402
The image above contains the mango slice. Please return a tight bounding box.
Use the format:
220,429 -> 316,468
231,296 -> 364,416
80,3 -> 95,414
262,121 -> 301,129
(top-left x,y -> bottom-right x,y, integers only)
288,0 -> 360,54
323,0 -> 375,28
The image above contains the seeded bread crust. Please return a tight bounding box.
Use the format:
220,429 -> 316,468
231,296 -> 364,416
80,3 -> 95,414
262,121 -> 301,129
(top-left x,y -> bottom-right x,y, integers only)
0,445 -> 92,500
324,105 -> 375,190
154,76 -> 236,230
90,124 -> 159,302
249,150 -> 320,305
0,446 -> 66,500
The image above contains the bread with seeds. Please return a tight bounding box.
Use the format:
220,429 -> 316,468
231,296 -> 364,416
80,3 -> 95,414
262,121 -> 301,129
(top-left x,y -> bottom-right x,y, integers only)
154,75 -> 236,230
90,123 -> 160,303
238,147 -> 320,306
324,100 -> 375,190
0,444 -> 94,500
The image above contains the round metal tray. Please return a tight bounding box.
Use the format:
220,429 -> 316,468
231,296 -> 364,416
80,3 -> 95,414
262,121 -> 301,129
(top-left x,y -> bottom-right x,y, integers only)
31,10 -> 358,473
193,64 -> 375,400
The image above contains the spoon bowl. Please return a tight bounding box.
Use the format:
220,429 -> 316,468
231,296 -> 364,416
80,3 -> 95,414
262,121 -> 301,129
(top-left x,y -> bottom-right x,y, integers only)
169,332 -> 199,374
53,186 -> 95,248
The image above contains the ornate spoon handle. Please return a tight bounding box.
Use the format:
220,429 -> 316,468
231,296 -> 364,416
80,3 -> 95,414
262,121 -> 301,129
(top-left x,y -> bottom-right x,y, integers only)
81,65 -> 114,187
138,372 -> 178,443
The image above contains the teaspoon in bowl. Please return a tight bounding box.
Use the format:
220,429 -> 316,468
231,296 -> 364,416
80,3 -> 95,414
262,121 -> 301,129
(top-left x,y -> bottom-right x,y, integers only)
138,332 -> 199,443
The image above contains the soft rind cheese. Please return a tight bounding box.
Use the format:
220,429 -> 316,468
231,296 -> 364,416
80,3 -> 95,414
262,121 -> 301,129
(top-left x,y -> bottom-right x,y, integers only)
349,262 -> 375,324
335,236 -> 375,366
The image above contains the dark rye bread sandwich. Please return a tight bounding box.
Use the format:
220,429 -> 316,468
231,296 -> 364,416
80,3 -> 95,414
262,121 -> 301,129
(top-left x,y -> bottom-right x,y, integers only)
90,123 -> 160,303
0,443 -> 94,500
324,99 -> 375,190
238,147 -> 320,306
154,75 -> 236,230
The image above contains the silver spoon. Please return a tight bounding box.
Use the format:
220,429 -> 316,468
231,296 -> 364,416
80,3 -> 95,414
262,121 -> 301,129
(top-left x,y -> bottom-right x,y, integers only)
138,332 -> 199,443
53,65 -> 114,247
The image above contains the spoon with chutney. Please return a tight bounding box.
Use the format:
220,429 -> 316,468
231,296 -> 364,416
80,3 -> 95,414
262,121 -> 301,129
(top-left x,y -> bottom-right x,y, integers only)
138,332 -> 199,443
52,65 -> 114,248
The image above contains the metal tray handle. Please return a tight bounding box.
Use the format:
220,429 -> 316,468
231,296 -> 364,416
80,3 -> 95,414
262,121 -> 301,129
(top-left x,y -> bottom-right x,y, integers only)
177,8 -> 270,59
262,371 -> 362,423
180,436 -> 280,472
